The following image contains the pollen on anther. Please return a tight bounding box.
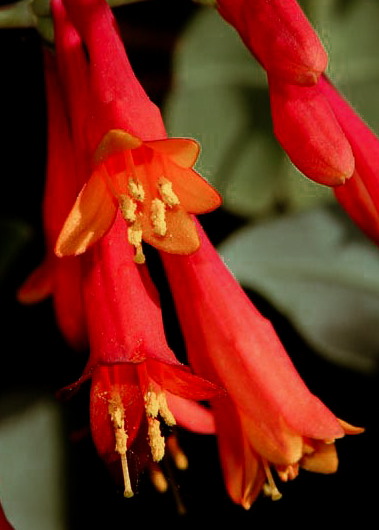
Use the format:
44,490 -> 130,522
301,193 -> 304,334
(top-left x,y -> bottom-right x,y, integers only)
157,393 -> 176,426
148,417 -> 165,462
150,198 -> 167,236
127,226 -> 145,264
157,178 -> 180,207
119,194 -> 137,223
128,178 -> 145,202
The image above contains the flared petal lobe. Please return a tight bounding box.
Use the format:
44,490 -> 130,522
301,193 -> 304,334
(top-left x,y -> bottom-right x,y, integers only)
217,0 -> 328,85
55,130 -> 221,259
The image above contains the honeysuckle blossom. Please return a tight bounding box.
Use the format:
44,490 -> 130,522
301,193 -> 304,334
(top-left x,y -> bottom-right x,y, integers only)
318,75 -> 379,245
161,219 -> 363,508
52,0 -> 220,263
216,0 -> 356,187
217,0 -> 328,86
17,50 -> 87,350
48,2 -> 219,494
75,211 -> 219,496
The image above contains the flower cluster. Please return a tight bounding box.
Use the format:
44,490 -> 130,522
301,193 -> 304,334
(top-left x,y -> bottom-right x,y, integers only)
218,0 -> 379,245
15,0 -> 365,515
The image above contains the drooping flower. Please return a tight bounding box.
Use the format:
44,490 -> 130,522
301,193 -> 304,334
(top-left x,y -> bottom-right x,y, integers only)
48,1 -> 219,493
216,0 -> 356,187
161,219 -> 363,508
52,0 -> 221,263
217,0 -> 328,86
75,210 -> 220,496
17,49 -> 87,350
318,75 -> 379,245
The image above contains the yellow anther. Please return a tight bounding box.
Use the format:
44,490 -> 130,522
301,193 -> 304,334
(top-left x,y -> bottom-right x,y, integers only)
262,459 -> 282,501
157,393 -> 176,426
108,398 -> 134,498
119,194 -> 137,223
144,391 -> 160,418
167,436 -> 188,470
144,390 -> 176,462
150,464 -> 168,493
128,178 -> 145,202
148,417 -> 165,462
127,226 -> 145,264
150,198 -> 167,236
157,178 -> 180,207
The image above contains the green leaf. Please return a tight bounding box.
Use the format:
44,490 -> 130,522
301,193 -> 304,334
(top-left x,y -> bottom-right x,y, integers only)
304,0 -> 379,135
0,395 -> 66,530
164,7 -> 335,218
218,205 -> 379,372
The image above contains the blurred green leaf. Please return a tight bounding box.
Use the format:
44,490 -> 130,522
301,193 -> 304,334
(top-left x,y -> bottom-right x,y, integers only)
164,7 -> 334,218
306,0 -> 379,135
218,205 -> 379,372
0,395 -> 66,530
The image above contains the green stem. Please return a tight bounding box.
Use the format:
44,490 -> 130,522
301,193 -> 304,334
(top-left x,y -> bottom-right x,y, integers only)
0,0 -> 37,29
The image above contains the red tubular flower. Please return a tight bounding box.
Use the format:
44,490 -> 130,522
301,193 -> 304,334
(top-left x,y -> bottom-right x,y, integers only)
161,219 -> 363,508
77,211 -> 219,496
17,50 -> 87,350
51,0 -> 221,263
217,0 -> 328,85
268,76 -> 355,186
318,75 -> 379,245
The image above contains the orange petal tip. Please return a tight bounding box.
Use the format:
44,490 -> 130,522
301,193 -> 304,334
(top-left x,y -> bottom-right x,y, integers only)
55,171 -> 118,257
93,129 -> 143,167
146,138 -> 200,168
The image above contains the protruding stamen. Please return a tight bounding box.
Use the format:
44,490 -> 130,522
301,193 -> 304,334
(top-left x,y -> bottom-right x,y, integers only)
157,178 -> 180,207
128,178 -> 145,202
262,459 -> 282,501
144,391 -> 160,418
149,464 -> 168,493
147,417 -> 165,462
119,194 -> 137,223
157,393 -> 176,426
144,390 -> 177,462
167,436 -> 188,470
108,398 -> 134,498
127,226 -> 145,264
150,198 -> 167,236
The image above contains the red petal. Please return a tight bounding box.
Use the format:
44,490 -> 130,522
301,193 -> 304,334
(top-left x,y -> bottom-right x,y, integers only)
269,77 -> 354,185
17,257 -> 54,303
165,392 -> 216,434
212,396 -> 265,509
147,358 -> 222,401
218,0 -> 327,85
